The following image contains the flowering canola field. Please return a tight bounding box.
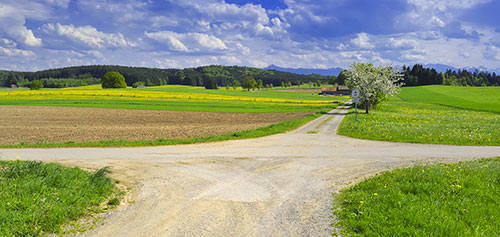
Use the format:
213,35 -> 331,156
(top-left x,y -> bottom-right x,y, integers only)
0,85 -> 345,113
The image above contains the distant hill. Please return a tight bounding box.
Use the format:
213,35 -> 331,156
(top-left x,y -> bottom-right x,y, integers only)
264,65 -> 344,76
265,64 -> 499,76
0,65 -> 332,88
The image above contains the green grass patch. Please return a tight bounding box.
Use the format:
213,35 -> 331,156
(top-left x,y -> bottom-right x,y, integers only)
0,160 -> 118,236
400,85 -> 500,114
338,86 -> 499,146
333,158 -> 500,236
0,112 -> 323,148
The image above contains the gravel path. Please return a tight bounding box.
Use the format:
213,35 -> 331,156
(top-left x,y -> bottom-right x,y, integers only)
0,105 -> 498,236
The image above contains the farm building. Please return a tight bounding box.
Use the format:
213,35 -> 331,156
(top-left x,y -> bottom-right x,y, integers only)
320,86 -> 350,95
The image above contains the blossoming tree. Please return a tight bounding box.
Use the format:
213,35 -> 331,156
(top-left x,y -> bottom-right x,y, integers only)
345,62 -> 403,114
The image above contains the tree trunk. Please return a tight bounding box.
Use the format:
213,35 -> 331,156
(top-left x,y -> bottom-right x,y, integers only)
365,103 -> 369,114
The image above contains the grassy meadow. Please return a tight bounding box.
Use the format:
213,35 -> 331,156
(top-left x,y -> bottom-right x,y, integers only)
0,160 -> 119,236
338,85 -> 500,145
0,84 -> 344,113
333,158 -> 500,236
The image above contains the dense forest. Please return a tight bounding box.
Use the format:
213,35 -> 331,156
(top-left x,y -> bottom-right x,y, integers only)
1,64 -> 498,88
0,65 -> 334,88
401,64 -> 499,86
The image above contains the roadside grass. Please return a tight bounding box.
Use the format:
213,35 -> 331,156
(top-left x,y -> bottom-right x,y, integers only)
0,85 -> 345,113
338,86 -> 499,146
0,160 -> 119,236
333,158 -> 500,236
0,111 -> 324,148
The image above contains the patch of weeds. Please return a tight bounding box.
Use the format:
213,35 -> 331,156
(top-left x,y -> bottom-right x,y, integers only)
333,158 -> 500,236
0,160 -> 120,236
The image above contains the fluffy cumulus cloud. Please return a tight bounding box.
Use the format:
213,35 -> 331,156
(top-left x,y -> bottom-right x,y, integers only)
145,31 -> 227,52
0,2 -> 45,47
0,38 -> 34,56
0,0 -> 499,71
41,23 -> 135,49
350,33 -> 374,49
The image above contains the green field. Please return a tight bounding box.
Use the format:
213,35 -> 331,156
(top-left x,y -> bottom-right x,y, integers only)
338,86 -> 500,145
0,85 -> 344,113
333,158 -> 500,236
398,85 -> 500,113
0,160 -> 119,236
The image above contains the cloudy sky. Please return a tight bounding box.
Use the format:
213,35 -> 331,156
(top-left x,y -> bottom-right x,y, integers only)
0,0 -> 499,71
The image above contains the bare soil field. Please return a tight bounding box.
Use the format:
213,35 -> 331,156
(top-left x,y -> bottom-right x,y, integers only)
0,106 -> 311,145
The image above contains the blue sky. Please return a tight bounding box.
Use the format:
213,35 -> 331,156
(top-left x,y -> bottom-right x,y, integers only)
0,0 -> 499,71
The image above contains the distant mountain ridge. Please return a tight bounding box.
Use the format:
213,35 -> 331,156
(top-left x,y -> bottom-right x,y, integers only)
264,65 -> 343,76
265,64 -> 499,76
419,64 -> 498,74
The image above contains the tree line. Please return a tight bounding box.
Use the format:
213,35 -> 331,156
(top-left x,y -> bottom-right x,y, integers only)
2,64 -> 498,89
401,64 -> 499,86
0,65 -> 334,88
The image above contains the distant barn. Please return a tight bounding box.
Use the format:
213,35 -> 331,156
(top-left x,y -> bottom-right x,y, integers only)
320,86 -> 350,95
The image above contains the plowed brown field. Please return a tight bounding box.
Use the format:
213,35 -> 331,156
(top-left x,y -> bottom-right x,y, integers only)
0,106 -> 311,145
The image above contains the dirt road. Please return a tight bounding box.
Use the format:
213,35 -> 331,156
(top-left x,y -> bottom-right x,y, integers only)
1,105 -> 498,236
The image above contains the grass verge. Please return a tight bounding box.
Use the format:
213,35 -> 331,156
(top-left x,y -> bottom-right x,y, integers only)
0,160 -> 119,236
0,112 -> 324,148
333,158 -> 500,236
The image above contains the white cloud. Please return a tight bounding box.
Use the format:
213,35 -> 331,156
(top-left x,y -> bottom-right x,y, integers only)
42,23 -> 135,49
337,43 -> 347,50
145,31 -> 227,52
235,43 -> 250,55
40,0 -> 71,8
0,38 -> 34,56
351,33 -> 374,49
180,0 -> 270,25
388,38 -> 418,49
406,0 -> 492,10
403,0 -> 493,31
77,0 -> 148,23
0,4 -> 43,46
483,45 -> 500,61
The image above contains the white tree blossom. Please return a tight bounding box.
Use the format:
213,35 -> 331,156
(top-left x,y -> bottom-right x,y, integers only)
345,62 -> 403,113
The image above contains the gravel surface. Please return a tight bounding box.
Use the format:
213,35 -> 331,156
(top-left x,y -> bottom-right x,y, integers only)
0,106 -> 310,145
1,104 -> 498,236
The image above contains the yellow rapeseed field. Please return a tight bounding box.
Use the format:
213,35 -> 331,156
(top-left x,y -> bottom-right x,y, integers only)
0,88 -> 339,106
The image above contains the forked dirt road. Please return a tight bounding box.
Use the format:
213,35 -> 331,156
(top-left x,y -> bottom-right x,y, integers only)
1,105 -> 499,236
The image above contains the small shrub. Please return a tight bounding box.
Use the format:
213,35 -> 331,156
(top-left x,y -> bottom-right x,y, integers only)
101,71 -> 127,89
132,81 -> 145,88
30,80 -> 43,90
203,77 -> 218,89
